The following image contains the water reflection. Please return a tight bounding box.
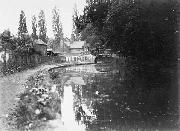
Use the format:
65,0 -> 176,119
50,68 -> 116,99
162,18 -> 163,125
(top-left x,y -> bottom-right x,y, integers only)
59,65 -> 98,130
61,84 -> 86,131
50,63 -> 178,130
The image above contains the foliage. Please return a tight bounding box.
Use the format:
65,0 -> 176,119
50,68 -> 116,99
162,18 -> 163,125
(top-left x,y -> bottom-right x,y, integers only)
16,10 -> 34,53
71,4 -> 80,41
75,0 -> 180,65
7,71 -> 61,130
32,15 -> 38,40
38,10 -> 47,43
47,38 -> 53,49
0,30 -> 16,51
0,10 -> 55,75
81,23 -> 103,52
52,7 -> 63,46
75,0 -> 111,43
16,34 -> 33,53
105,0 -> 179,63
18,10 -> 28,38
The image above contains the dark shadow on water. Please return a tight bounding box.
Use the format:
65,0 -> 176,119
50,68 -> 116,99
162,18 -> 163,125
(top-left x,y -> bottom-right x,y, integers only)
82,61 -> 179,130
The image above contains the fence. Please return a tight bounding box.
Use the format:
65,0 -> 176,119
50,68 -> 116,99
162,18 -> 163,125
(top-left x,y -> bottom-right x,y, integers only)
0,52 -> 52,76
65,54 -> 96,64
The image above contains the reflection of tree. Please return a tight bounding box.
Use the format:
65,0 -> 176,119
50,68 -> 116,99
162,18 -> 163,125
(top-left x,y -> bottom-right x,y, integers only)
73,84 -> 83,109
85,70 -> 127,119
87,64 -> 178,130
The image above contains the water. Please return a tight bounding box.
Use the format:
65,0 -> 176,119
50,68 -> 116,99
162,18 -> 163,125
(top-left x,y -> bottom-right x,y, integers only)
3,61 -> 179,131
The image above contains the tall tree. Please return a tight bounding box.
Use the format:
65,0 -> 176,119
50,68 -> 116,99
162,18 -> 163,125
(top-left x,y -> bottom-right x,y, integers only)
52,7 -> 63,51
52,7 -> 63,43
38,10 -> 47,43
31,15 -> 38,40
18,10 -> 28,38
72,4 -> 80,41
77,0 -> 179,65
75,0 -> 110,50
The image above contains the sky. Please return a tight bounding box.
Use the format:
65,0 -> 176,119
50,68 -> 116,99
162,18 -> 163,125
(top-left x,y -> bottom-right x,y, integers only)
0,0 -> 86,38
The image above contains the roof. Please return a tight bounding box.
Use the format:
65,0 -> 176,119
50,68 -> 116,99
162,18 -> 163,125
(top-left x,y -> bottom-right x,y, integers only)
64,53 -> 81,56
64,41 -> 70,47
34,39 -> 47,45
70,41 -> 85,49
47,48 -> 53,51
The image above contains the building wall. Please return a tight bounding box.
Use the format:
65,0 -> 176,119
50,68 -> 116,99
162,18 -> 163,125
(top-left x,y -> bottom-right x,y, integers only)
70,48 -> 83,54
33,44 -> 47,55
65,54 -> 95,63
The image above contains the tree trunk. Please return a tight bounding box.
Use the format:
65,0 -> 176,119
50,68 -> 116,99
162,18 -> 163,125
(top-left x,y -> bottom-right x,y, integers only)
3,47 -> 7,75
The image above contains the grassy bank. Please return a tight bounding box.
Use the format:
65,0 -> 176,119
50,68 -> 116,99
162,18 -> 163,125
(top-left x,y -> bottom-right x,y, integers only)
0,63 -> 59,130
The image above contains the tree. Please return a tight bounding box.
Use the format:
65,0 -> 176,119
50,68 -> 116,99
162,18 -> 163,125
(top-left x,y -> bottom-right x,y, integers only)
52,7 -> 63,42
0,30 -> 15,74
38,10 -> 47,43
76,0 -> 179,66
80,23 -> 102,52
74,0 -> 110,50
18,10 -> 28,38
0,30 -> 15,50
52,7 -> 63,51
105,0 -> 179,63
72,4 -> 80,41
31,15 -> 38,40
17,10 -> 31,48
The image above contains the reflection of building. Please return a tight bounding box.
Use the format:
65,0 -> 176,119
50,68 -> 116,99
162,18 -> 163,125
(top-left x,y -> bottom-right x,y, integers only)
66,64 -> 99,74
68,76 -> 86,85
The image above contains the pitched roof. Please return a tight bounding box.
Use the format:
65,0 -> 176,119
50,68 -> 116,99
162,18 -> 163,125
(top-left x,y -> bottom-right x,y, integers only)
70,41 -> 85,49
34,39 -> 47,45
64,41 -> 70,47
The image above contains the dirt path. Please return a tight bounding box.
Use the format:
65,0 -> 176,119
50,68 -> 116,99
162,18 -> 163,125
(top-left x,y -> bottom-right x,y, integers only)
0,64 -> 59,130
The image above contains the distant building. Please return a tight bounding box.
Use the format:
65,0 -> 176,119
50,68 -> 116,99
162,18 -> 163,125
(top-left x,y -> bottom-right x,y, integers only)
64,41 -> 95,63
69,41 -> 88,54
51,40 -> 70,54
33,39 -> 47,55
47,48 -> 56,56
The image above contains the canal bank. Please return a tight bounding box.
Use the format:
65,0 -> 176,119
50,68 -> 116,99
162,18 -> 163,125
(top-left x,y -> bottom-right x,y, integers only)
0,61 -> 96,131
0,64 -> 58,130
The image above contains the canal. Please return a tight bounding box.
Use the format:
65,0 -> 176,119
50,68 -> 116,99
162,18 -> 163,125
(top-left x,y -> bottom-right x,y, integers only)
2,61 -> 179,131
